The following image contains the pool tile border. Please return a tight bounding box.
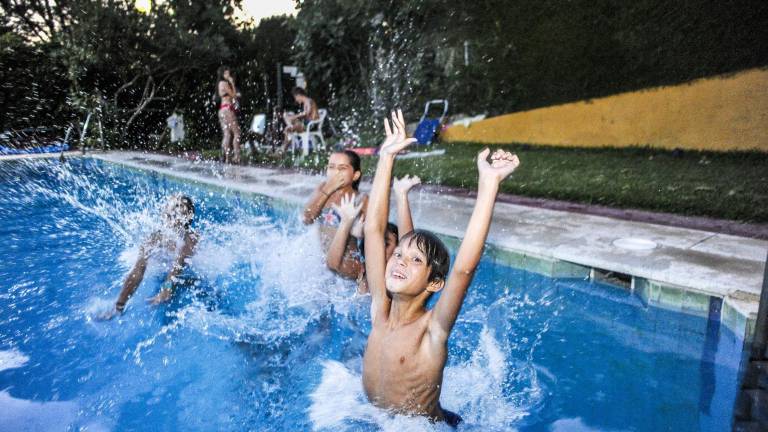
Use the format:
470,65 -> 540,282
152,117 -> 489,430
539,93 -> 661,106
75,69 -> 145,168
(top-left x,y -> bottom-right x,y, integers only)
489,243 -> 756,340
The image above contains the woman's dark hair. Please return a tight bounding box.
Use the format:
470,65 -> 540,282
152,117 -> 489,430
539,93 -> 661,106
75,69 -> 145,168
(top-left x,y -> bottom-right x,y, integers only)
337,150 -> 362,190
217,66 -> 231,82
291,86 -> 307,97
399,229 -> 450,284
213,66 -> 231,103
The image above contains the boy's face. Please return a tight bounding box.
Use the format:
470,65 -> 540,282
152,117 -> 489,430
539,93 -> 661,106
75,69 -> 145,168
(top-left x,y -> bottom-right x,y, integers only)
385,239 -> 438,296
326,153 -> 359,187
162,196 -> 193,229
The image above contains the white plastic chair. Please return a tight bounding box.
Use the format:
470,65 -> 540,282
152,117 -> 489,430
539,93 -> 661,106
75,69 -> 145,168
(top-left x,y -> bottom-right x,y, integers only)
247,114 -> 271,152
293,109 -> 327,155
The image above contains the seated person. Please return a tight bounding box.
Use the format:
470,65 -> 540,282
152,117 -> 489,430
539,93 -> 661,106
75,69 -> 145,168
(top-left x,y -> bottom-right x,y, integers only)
362,109 -> 520,426
303,150 -> 368,280
282,87 -> 319,152
326,175 -> 421,294
100,194 -> 199,320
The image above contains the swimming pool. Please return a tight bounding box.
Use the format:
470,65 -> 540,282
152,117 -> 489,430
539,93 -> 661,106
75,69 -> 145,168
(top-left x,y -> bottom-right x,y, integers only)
0,157 -> 746,431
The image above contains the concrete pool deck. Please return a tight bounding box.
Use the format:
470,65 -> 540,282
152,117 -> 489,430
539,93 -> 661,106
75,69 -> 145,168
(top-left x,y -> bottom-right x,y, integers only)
39,151 -> 768,339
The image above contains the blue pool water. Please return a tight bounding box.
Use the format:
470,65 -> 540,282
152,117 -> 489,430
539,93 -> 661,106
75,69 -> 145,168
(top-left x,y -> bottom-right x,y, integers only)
0,158 -> 746,431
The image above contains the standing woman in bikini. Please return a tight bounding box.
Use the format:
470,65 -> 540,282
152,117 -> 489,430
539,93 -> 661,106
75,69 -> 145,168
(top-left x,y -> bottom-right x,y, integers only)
216,66 -> 241,164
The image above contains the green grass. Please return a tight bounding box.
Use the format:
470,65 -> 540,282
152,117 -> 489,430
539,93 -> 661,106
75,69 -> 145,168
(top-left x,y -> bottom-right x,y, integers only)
201,143 -> 768,223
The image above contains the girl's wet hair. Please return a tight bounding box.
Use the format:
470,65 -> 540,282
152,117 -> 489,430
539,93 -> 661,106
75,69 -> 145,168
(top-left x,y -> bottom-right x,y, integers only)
336,150 -> 362,190
291,86 -> 307,97
399,229 -> 449,283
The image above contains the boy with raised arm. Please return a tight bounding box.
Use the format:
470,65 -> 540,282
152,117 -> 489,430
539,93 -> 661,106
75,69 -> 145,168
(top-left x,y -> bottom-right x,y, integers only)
362,110 -> 519,426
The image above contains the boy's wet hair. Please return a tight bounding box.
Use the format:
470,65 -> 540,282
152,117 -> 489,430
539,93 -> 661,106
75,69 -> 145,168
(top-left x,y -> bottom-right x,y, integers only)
336,150 -> 362,190
386,223 -> 398,240
177,195 -> 195,228
399,229 -> 449,283
361,222 -> 398,259
291,86 -> 307,97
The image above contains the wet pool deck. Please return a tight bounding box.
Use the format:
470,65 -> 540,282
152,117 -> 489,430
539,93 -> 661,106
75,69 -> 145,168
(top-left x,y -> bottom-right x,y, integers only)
21,151 -> 767,339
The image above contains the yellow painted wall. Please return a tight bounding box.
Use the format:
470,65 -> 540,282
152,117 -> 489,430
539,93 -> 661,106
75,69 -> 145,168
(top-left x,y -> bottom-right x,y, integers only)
443,68 -> 768,151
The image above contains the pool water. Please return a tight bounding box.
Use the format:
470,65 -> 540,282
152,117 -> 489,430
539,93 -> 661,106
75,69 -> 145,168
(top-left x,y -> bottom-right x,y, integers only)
0,158 -> 746,431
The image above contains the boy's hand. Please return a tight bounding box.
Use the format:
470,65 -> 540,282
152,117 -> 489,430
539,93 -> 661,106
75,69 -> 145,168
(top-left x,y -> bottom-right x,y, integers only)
96,307 -> 120,321
332,193 -> 363,223
393,175 -> 421,196
146,287 -> 173,305
477,148 -> 520,187
379,109 -> 417,156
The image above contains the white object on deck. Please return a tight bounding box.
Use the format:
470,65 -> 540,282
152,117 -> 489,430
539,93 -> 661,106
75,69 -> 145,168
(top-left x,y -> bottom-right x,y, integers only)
166,113 -> 185,143
293,108 -> 328,156
452,114 -> 487,128
250,114 -> 266,135
612,237 -> 658,251
396,149 -> 446,159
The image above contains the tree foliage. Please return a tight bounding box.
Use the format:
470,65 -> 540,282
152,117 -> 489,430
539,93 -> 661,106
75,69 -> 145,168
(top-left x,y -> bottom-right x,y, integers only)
0,0 -> 296,150
294,0 -> 768,130
1,0 -> 766,149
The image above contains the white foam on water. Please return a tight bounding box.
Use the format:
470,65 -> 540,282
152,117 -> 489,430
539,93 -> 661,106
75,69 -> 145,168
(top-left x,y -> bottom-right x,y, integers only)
0,349 -> 29,371
442,328 -> 532,428
308,361 -> 441,432
172,221 -> 359,345
309,327 -> 537,431
0,391 -> 78,432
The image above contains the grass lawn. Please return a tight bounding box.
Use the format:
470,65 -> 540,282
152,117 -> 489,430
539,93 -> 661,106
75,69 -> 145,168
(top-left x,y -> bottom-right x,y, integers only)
202,142 -> 768,223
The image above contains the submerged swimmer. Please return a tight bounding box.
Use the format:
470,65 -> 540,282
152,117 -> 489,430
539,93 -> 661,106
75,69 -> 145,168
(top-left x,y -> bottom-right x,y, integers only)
303,150 -> 368,282
100,194 -> 199,320
362,110 -> 520,426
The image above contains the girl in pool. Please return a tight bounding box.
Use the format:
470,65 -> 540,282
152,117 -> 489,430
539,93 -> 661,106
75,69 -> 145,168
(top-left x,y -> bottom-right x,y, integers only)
303,150 -> 368,281
326,174 -> 421,293
216,66 -> 241,164
100,194 -> 199,320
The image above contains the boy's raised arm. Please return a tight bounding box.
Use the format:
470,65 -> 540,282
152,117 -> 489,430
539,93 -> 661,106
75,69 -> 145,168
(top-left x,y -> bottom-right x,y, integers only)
393,175 -> 420,239
429,149 -> 520,341
364,110 -> 416,321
